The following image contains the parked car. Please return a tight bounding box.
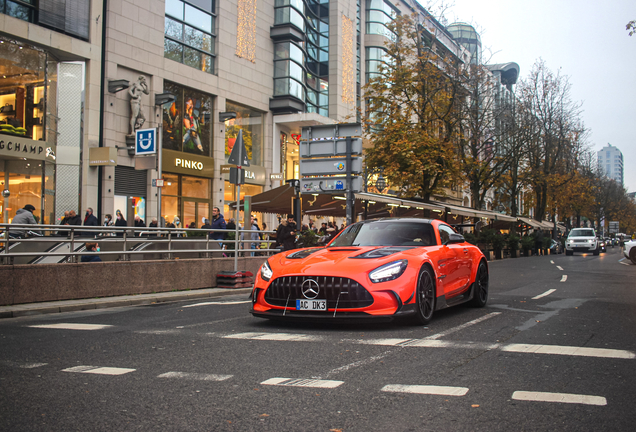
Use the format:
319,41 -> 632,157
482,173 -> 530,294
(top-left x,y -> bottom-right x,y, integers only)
565,228 -> 599,256
598,238 -> 607,253
251,218 -> 489,324
549,239 -> 563,254
624,239 -> 636,265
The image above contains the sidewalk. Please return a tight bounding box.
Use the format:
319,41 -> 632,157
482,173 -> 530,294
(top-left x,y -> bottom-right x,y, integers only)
0,287 -> 253,319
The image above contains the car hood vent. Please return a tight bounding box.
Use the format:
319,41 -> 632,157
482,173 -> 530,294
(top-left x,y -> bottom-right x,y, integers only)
351,247 -> 411,259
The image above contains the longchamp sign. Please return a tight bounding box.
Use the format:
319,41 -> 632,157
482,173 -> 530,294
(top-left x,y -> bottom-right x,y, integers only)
0,136 -> 56,162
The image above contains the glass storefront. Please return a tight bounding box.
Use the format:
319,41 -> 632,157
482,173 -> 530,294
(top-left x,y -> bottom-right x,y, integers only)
224,101 -> 263,166
162,173 -> 212,228
0,37 -> 57,225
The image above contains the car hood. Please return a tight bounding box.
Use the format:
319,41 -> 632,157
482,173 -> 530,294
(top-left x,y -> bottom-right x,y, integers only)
271,246 -> 418,277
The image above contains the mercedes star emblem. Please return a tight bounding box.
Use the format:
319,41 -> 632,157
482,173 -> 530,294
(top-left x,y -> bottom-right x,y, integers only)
301,279 -> 320,299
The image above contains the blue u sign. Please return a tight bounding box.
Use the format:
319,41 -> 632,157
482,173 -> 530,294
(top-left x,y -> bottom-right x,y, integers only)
135,128 -> 156,155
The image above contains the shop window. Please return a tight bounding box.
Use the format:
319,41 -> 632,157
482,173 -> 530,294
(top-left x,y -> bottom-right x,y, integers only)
0,38 -> 48,141
162,81 -> 213,156
181,175 -> 210,199
224,101 -> 263,166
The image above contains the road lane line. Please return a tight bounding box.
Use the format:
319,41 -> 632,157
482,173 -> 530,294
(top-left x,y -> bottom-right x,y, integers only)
423,312 -> 502,340
382,384 -> 468,396
29,323 -> 112,330
158,372 -> 232,381
532,289 -> 556,299
556,266 -> 564,270
550,260 -> 554,264
62,366 -> 135,375
501,344 -> 635,359
183,301 -> 251,308
224,332 -> 324,342
261,377 -> 343,388
512,391 -> 607,406
320,350 -> 394,378
560,275 -> 568,282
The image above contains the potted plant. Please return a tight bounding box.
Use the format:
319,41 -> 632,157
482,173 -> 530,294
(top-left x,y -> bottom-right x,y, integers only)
491,233 -> 506,260
463,232 -> 478,246
520,235 -> 534,257
507,233 -> 520,258
478,229 -> 495,260
542,236 -> 552,255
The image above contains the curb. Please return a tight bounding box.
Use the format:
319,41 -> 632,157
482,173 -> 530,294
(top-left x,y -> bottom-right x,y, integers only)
0,287 -> 253,319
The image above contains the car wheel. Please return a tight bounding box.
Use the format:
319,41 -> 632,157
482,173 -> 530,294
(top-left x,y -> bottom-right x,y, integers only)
412,266 -> 435,325
566,250 -> 573,256
593,248 -> 599,256
630,248 -> 636,265
470,260 -> 489,308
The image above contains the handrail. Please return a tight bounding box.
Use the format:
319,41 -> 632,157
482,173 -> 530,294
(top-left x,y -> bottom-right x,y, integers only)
0,223 -> 279,263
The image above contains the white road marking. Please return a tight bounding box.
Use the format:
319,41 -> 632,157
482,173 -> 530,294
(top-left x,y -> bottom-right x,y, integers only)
224,332 -> 324,342
21,363 -> 48,369
560,275 -> 568,282
320,351 -> 394,378
0,360 -> 48,369
512,391 -> 607,406
183,301 -> 251,308
619,258 -> 631,266
501,344 -> 635,359
382,384 -> 469,396
135,330 -> 182,335
423,312 -> 502,340
29,323 -> 112,331
157,372 -> 232,381
62,366 -> 135,375
261,377 -> 343,388
532,289 -> 556,299
556,266 -> 564,271
550,260 -> 554,264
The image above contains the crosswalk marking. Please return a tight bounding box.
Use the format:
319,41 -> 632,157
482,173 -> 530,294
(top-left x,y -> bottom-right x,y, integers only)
225,332 -> 634,359
158,372 -> 233,381
512,391 -> 607,406
556,266 -> 564,271
423,312 -> 501,340
62,366 -> 136,375
532,289 -> 556,299
382,384 -> 469,396
261,377 -> 344,388
560,275 -> 568,282
29,323 -> 112,331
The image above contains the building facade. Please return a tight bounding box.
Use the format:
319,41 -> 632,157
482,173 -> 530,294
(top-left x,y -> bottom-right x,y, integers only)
597,143 -> 624,186
0,0 -> 472,228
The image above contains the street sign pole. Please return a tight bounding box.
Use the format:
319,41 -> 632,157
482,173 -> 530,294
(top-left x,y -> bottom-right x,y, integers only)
346,136 -> 354,226
235,171 -> 240,272
157,126 -> 162,227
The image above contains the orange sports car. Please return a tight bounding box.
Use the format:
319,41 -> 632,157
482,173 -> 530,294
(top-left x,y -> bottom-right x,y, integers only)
250,218 -> 489,324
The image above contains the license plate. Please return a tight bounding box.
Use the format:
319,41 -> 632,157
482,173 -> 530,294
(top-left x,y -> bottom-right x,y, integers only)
296,299 -> 327,311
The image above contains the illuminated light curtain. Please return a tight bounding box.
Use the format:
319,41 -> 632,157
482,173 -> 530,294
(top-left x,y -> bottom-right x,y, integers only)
236,0 -> 258,62
341,14 -> 355,105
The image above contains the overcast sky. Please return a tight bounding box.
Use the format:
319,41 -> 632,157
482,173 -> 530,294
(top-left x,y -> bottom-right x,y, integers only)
441,0 -> 636,193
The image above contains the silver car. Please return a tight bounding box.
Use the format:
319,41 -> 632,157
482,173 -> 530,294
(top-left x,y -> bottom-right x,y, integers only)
624,239 -> 636,264
565,228 -> 599,256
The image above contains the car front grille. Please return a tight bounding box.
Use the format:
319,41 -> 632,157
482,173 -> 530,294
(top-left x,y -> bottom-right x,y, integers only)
264,276 -> 374,309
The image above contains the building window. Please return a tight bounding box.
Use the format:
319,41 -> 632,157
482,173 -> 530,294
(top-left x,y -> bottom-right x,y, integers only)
273,41 -> 306,103
274,0 -> 305,31
224,101 -> 264,166
1,0 -> 90,40
365,0 -> 396,38
161,81 -> 213,156
164,0 -> 216,74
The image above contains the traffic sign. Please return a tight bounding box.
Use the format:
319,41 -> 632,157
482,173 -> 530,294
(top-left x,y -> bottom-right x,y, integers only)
300,157 -> 362,175
300,138 -> 362,157
301,123 -> 361,140
135,128 -> 156,155
301,176 -> 363,193
609,221 -> 619,234
227,129 -> 250,167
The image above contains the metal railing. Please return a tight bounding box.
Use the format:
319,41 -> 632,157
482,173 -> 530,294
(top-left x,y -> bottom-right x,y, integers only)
0,223 -> 278,264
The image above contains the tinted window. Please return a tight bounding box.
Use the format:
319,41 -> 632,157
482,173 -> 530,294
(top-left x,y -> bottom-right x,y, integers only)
330,221 -> 436,247
438,224 -> 456,244
569,229 -> 595,237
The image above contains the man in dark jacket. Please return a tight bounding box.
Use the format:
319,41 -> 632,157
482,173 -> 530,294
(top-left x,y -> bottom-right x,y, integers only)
210,207 -> 226,241
81,242 -> 102,262
278,214 -> 297,251
11,204 -> 38,237
82,207 -> 99,236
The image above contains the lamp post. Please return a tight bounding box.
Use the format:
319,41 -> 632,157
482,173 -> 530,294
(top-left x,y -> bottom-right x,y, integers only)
154,92 -> 175,227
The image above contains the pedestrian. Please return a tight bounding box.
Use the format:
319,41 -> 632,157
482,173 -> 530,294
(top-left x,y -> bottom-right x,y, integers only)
65,210 -> 81,226
11,204 -> 38,237
114,210 -> 127,237
148,217 -> 158,237
104,214 -> 113,226
225,217 -> 236,256
81,242 -> 102,262
60,211 -> 70,225
319,222 -> 327,236
201,218 -> 211,230
82,207 -> 99,237
249,215 -> 261,256
210,206 -> 227,242
277,214 -> 297,251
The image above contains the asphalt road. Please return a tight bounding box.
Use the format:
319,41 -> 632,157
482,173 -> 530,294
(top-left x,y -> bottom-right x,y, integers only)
1,246 -> 635,431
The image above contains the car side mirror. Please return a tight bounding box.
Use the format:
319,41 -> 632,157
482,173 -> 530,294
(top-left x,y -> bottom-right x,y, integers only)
444,233 -> 465,245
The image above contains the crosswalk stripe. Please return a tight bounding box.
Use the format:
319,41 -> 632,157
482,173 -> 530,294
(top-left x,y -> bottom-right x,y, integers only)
158,372 -> 233,381
382,384 -> 469,396
512,391 -> 607,406
501,344 -> 635,359
261,377 -> 344,388
224,332 -> 323,342
62,366 -> 135,375
532,289 -> 556,299
29,323 -> 112,330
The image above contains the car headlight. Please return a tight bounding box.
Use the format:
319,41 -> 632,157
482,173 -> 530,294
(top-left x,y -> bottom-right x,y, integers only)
369,260 -> 408,283
260,261 -> 273,281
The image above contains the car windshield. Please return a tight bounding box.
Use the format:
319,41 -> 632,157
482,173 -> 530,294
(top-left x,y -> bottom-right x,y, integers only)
329,221 -> 437,247
569,229 -> 595,237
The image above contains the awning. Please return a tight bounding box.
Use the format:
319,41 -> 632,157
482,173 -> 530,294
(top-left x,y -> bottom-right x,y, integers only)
518,217 -> 542,229
355,192 -> 444,211
539,220 -> 555,230
431,201 -> 512,220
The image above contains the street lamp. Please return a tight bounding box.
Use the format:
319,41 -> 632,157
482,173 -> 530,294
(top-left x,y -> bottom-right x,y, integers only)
154,92 -> 175,227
